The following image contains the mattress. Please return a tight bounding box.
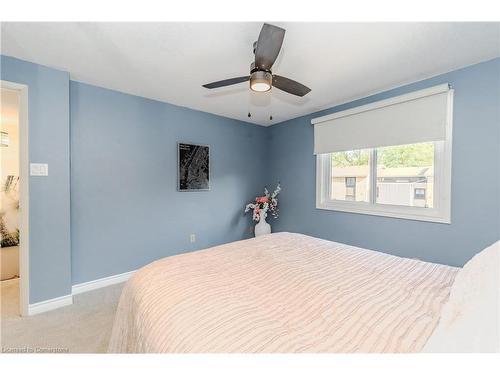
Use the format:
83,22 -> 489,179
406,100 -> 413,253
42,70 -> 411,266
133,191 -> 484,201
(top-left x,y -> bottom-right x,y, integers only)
108,232 -> 458,353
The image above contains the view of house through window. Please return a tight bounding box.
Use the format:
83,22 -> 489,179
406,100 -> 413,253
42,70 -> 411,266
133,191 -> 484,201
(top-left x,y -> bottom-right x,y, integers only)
330,142 -> 434,208
331,149 -> 370,202
376,142 -> 434,208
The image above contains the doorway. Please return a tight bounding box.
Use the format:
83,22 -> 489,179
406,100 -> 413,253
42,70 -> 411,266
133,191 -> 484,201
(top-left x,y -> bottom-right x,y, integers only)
1,81 -> 29,316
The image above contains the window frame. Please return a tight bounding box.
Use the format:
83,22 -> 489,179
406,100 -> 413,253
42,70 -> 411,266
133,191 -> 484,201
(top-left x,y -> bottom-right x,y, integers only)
315,91 -> 453,224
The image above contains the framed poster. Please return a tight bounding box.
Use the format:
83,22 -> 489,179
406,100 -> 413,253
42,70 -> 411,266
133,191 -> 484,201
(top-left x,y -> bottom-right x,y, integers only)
178,143 -> 210,191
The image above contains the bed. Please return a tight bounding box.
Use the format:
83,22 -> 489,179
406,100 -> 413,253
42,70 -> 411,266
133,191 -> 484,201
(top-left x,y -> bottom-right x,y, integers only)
108,232 -> 459,353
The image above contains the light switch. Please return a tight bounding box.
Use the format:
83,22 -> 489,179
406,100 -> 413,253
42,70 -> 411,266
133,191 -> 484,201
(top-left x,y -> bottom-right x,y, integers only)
30,163 -> 49,176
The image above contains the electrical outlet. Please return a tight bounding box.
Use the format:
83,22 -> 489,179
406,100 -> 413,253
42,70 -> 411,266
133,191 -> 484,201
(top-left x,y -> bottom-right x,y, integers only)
189,233 -> 196,243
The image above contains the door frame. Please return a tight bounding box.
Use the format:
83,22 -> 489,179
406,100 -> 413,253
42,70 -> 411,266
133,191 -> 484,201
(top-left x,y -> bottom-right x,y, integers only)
1,80 -> 29,316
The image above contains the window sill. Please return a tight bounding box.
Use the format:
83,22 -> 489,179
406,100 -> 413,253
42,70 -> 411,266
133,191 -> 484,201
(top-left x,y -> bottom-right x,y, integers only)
316,200 -> 451,224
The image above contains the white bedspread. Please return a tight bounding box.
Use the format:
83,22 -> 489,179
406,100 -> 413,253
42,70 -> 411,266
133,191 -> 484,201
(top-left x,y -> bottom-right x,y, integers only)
108,233 -> 458,353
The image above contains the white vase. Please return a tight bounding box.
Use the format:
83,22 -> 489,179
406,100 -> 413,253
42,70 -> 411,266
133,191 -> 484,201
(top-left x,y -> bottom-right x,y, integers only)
255,209 -> 271,237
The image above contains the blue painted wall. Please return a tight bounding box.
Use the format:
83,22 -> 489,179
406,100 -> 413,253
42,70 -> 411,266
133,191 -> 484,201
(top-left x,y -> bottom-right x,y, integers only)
268,58 -> 500,267
3,54 -> 498,303
1,56 -> 72,303
70,82 -> 269,284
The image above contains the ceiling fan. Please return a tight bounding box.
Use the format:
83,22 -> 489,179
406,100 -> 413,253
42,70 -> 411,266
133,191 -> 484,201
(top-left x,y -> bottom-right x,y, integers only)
202,23 -> 311,97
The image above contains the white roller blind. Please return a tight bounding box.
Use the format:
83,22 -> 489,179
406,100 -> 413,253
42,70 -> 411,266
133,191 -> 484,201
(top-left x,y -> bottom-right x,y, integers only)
312,84 -> 452,154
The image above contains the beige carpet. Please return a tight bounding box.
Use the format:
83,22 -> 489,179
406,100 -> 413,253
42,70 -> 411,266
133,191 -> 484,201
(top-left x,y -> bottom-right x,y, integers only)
1,278 -> 124,353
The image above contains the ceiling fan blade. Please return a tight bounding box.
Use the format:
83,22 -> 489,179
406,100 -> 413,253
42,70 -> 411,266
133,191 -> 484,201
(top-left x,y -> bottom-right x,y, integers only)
202,76 -> 250,89
272,75 -> 311,97
255,23 -> 285,70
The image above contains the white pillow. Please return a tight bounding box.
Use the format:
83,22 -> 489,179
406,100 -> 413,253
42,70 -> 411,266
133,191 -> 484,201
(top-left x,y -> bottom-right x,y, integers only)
422,241 -> 500,353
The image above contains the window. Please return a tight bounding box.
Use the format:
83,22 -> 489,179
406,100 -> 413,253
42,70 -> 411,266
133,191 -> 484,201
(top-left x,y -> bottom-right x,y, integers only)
314,84 -> 453,223
330,150 -> 370,202
345,177 -> 356,187
414,188 -> 426,200
376,142 -> 434,208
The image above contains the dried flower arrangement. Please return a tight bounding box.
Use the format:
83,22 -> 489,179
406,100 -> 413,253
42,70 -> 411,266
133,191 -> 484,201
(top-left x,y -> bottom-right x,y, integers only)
244,183 -> 281,222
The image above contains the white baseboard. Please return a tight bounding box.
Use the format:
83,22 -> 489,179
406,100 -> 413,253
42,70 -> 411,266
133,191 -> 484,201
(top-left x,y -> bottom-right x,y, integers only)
28,294 -> 73,316
72,270 -> 136,295
24,270 -> 135,316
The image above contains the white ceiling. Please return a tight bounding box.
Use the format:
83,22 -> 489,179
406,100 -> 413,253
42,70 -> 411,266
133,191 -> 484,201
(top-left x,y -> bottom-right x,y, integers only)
1,22 -> 499,126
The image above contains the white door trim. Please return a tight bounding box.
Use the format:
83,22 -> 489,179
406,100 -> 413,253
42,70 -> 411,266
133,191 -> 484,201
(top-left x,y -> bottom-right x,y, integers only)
1,80 -> 30,316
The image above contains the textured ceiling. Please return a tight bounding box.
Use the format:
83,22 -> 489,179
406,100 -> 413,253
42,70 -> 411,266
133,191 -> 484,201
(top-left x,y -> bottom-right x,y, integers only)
1,22 -> 499,125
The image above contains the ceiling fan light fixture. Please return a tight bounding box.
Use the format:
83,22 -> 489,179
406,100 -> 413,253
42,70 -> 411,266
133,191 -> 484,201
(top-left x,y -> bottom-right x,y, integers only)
202,23 -> 310,97
250,71 -> 272,92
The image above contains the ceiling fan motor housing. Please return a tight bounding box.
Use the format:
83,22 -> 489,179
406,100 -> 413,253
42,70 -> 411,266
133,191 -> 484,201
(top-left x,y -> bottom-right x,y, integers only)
249,62 -> 272,92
